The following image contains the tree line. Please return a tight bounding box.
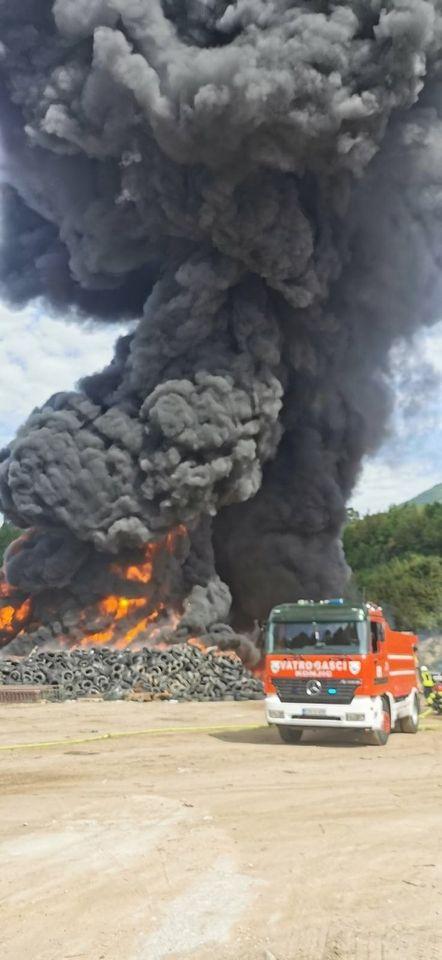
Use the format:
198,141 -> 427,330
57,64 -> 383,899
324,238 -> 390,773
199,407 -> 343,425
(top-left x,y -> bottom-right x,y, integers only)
343,502 -> 442,632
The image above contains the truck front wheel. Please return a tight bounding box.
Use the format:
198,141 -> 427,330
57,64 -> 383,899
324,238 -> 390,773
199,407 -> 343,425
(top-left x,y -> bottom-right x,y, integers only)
277,725 -> 303,744
367,699 -> 391,746
399,693 -> 419,734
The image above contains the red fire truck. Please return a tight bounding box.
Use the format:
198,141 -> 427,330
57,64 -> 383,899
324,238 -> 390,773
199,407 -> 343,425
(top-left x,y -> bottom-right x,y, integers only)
264,599 -> 419,745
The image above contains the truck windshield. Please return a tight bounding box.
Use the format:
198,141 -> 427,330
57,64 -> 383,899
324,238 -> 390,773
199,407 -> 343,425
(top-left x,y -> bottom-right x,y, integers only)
267,621 -> 368,655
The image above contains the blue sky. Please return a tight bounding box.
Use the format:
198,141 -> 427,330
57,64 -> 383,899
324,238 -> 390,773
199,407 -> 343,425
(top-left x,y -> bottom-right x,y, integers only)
0,300 -> 441,515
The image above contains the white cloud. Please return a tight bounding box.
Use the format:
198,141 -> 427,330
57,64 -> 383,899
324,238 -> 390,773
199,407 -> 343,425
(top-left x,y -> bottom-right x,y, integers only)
351,459 -> 441,515
0,301 -> 129,447
421,323 -> 442,373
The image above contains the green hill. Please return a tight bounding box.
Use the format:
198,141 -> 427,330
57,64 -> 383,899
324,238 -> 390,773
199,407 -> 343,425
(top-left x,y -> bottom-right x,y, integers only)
407,483 -> 442,506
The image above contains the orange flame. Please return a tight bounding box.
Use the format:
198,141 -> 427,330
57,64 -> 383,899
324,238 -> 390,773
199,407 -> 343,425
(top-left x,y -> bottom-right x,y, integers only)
0,527 -> 191,652
99,596 -> 148,620
83,629 -> 114,647
0,605 -> 15,631
78,526 -> 187,649
0,597 -> 32,635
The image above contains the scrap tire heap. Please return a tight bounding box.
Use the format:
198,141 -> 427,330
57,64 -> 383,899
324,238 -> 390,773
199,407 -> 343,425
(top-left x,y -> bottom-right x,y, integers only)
0,643 -> 264,701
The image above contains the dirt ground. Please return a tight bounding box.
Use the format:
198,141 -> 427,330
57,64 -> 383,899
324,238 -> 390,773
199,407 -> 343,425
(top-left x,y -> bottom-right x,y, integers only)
0,700 -> 441,960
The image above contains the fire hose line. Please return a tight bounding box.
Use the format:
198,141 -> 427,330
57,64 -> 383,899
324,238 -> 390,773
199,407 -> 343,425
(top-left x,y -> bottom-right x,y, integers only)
0,722 -> 265,753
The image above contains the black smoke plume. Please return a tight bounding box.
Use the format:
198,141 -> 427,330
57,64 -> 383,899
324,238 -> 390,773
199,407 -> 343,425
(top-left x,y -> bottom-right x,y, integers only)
1,1 -> 442,654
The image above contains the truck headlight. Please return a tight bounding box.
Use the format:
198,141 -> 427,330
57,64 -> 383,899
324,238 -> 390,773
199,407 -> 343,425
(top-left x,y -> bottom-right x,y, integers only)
268,709 -> 284,719
346,712 -> 365,722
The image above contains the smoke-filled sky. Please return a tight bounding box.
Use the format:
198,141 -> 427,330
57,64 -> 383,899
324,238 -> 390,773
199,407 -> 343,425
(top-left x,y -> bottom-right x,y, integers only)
3,1 -> 442,631
1,302 -> 440,516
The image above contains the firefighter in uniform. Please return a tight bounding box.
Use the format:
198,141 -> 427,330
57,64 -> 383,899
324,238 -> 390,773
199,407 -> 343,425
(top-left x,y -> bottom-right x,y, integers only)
420,665 -> 435,704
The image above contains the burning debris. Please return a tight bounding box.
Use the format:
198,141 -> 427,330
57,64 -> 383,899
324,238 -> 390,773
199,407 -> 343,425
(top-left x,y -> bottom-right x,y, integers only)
0,523 -> 257,665
0,581 -> 32,639
0,643 -> 264,702
1,3 -> 442,656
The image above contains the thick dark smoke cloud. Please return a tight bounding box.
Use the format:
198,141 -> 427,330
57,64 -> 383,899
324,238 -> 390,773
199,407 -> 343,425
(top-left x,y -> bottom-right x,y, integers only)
2,1 -> 442,637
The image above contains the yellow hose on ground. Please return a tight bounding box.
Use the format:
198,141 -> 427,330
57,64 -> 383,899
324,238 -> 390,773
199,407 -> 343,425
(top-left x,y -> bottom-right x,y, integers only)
0,722 -> 266,752
1,713 -> 438,753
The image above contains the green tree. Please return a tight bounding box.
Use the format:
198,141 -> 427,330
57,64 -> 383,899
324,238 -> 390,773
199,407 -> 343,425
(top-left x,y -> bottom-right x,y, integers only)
343,502 -> 442,572
357,554 -> 442,632
343,502 -> 442,632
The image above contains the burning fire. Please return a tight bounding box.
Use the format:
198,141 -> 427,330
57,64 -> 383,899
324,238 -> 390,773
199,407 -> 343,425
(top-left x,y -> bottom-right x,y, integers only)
0,572 -> 33,641
79,525 -> 187,650
0,597 -> 32,634
0,526 -> 187,652
0,525 -> 259,668
0,524 -> 256,667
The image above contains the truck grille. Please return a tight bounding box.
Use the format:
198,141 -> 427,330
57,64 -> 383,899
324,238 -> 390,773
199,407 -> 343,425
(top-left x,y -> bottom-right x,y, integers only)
273,678 -> 360,705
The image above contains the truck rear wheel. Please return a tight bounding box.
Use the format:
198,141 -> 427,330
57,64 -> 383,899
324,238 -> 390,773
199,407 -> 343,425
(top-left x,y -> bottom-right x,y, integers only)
400,693 -> 419,734
367,699 -> 391,746
277,725 -> 303,744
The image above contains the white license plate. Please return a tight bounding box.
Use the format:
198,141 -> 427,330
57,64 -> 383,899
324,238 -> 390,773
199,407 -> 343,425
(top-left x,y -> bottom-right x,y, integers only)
302,707 -> 327,718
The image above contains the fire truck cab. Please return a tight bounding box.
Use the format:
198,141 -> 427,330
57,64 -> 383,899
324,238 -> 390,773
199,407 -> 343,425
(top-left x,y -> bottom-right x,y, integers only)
264,599 -> 419,745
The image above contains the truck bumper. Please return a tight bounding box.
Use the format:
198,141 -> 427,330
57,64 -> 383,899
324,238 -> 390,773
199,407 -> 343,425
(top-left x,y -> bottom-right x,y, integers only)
265,694 -> 383,730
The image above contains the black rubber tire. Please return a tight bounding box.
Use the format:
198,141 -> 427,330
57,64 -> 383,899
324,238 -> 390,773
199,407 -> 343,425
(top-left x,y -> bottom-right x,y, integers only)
366,699 -> 391,746
399,693 -> 420,734
277,725 -> 303,744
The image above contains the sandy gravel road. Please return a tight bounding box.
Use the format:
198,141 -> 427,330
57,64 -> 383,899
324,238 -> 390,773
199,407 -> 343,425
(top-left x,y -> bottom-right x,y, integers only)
0,700 -> 441,960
